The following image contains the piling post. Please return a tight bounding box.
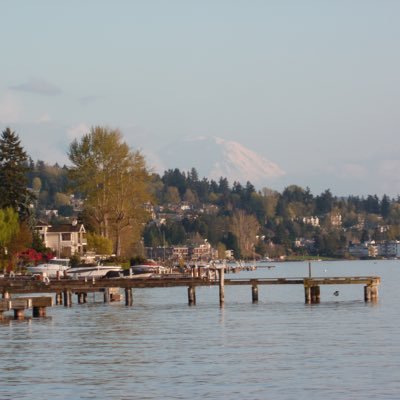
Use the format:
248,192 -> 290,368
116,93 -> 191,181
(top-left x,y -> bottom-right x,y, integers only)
251,282 -> 259,303
63,290 -> 72,307
0,299 -> 10,319
365,284 -> 379,303
304,286 -> 311,304
83,293 -> 88,303
32,307 -> 47,317
55,292 -> 63,305
104,288 -> 110,303
188,286 -> 196,306
364,285 -> 371,302
14,309 -> 25,319
370,285 -> 379,302
77,293 -> 84,304
125,288 -> 133,306
218,266 -> 225,306
311,286 -> 320,303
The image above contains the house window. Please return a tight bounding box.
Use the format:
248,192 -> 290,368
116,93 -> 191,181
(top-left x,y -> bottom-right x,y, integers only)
62,233 -> 71,241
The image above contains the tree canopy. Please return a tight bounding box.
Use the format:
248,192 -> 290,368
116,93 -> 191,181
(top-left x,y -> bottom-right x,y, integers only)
68,126 -> 152,256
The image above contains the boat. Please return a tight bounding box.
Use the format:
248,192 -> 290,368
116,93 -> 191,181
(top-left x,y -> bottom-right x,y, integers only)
66,264 -> 123,279
26,258 -> 70,278
130,260 -> 165,276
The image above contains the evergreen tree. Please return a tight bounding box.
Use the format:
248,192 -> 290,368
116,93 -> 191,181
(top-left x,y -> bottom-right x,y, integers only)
0,127 -> 34,219
381,194 -> 391,218
218,177 -> 230,194
315,189 -> 334,214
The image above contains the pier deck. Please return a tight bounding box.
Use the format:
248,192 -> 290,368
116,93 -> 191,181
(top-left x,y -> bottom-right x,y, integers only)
0,274 -> 381,308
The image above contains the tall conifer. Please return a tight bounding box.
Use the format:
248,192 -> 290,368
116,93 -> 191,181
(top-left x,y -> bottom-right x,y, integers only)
0,127 -> 33,219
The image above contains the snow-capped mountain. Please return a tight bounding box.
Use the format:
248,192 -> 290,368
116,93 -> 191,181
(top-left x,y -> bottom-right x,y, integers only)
154,136 -> 285,186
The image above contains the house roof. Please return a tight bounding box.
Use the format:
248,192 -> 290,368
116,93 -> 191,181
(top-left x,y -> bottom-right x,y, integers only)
47,223 -> 85,233
35,220 -> 49,226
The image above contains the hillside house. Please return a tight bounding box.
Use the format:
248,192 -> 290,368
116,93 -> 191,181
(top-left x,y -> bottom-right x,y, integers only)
35,220 -> 87,257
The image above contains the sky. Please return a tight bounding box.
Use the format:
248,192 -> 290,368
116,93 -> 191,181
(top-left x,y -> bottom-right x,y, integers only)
1,1 -> 400,197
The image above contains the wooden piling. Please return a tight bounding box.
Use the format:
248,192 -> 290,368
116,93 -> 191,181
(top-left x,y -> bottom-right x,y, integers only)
63,290 -> 72,307
251,283 -> 259,303
218,267 -> 225,306
77,292 -> 85,304
103,288 -> 110,303
364,285 -> 371,302
365,285 -> 379,302
55,292 -> 63,305
14,309 -> 25,319
125,288 -> 133,306
32,306 -> 46,317
311,286 -> 320,303
371,285 -> 379,302
0,299 -> 10,320
188,286 -> 196,306
304,286 -> 311,304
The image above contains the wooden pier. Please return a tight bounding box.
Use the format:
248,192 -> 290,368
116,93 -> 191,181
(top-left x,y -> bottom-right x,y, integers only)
0,272 -> 381,316
0,296 -> 53,319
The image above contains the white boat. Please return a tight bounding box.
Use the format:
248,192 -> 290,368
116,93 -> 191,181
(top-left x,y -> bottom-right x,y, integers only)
130,260 -> 165,276
66,264 -> 123,279
26,258 -> 70,278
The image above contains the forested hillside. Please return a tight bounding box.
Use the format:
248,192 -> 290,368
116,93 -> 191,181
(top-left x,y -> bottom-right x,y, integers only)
30,162 -> 400,259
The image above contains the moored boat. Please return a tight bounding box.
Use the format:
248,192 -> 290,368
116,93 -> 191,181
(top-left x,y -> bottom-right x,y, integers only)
66,264 -> 123,279
26,258 -> 70,278
130,260 -> 165,276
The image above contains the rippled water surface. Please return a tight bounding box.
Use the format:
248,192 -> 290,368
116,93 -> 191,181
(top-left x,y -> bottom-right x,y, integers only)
1,260 -> 400,399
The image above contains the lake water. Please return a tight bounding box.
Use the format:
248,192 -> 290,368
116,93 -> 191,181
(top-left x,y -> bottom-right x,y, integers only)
1,260 -> 400,399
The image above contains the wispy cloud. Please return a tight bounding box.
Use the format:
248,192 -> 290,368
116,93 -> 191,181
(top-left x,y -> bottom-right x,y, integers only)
9,78 -> 62,96
338,163 -> 367,179
79,95 -> 100,106
35,113 -> 51,123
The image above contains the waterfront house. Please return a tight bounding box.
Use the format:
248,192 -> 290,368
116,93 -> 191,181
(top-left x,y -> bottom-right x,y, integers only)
377,240 -> 400,258
35,220 -> 87,258
348,241 -> 378,258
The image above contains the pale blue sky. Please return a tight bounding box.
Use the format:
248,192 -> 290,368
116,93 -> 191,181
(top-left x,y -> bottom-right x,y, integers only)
1,1 -> 400,196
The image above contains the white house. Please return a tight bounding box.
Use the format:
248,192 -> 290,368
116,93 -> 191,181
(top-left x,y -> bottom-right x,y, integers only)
302,216 -> 320,227
378,241 -> 400,258
35,220 -> 87,257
